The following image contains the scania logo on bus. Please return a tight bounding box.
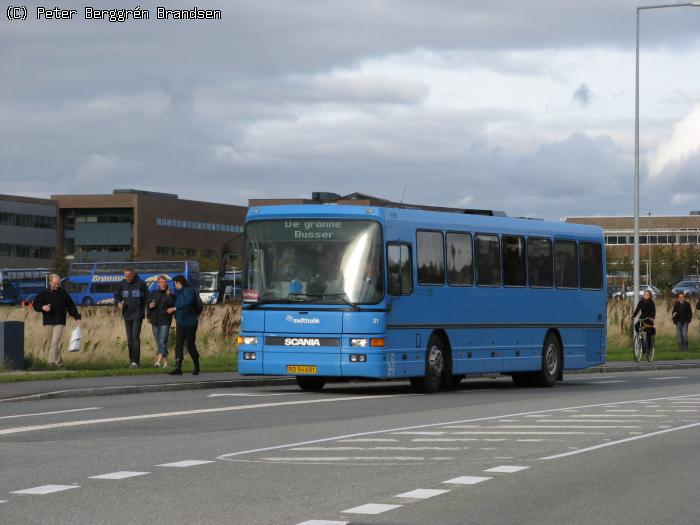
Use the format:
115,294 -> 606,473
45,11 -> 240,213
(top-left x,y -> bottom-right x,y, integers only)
284,338 -> 321,346
285,315 -> 320,325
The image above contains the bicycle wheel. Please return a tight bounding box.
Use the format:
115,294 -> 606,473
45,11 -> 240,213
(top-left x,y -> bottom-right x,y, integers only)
633,333 -> 643,362
646,336 -> 655,362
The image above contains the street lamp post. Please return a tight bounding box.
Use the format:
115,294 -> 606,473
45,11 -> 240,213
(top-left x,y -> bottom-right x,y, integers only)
634,1 -> 700,305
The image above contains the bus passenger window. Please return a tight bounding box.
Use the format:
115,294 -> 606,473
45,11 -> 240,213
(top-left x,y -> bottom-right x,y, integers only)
527,238 -> 553,287
417,231 -> 445,285
502,236 -> 526,287
446,233 -> 473,286
388,244 -> 413,295
475,234 -> 500,286
579,242 -> 603,290
555,240 -> 578,288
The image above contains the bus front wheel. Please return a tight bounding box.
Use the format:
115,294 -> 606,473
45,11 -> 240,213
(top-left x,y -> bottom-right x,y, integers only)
81,296 -> 94,306
410,334 -> 446,394
533,333 -> 562,387
296,376 -> 326,392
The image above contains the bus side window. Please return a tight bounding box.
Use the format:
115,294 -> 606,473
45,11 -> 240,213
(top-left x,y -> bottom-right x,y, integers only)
475,234 -> 501,286
388,244 -> 413,296
555,240 -> 578,288
579,242 -> 603,290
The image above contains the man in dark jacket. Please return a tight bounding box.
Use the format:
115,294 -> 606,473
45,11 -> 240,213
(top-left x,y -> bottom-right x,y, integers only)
33,274 -> 81,366
672,292 -> 693,352
114,266 -> 149,367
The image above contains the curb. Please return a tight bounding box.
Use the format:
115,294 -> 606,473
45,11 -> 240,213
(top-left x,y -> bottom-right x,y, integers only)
2,361 -> 698,403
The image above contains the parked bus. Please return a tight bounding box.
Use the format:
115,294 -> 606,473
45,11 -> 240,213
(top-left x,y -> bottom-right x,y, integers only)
199,271 -> 220,304
63,261 -> 200,306
221,270 -> 242,302
237,204 -> 606,393
0,268 -> 50,305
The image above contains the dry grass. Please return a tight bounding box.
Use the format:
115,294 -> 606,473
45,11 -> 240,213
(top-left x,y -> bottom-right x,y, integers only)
0,303 -> 241,365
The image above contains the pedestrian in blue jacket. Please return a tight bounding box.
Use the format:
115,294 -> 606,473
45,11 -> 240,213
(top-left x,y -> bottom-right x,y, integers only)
114,266 -> 149,368
167,275 -> 200,375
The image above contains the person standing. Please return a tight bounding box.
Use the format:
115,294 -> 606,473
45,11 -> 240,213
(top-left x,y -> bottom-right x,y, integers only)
147,275 -> 174,367
33,274 -> 81,367
167,275 -> 200,376
114,266 -> 148,368
672,292 -> 692,352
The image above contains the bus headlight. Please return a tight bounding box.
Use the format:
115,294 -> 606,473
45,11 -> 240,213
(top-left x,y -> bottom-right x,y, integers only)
349,354 -> 367,363
243,352 -> 257,360
350,338 -> 368,347
237,336 -> 259,345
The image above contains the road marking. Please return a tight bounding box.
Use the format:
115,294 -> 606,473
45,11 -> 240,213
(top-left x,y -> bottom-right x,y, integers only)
291,446 -> 460,451
0,407 -> 101,420
342,503 -> 402,515
260,456 -> 431,462
443,476 -> 492,485
157,460 -> 216,468
207,393 -> 301,397
675,410 -> 698,412
565,376 -> 618,381
444,425 -> 639,429
297,520 -> 349,525
0,394 -> 407,436
89,471 -> 150,480
605,409 -> 638,412
338,438 -> 398,443
0,500 -> 7,504
588,380 -> 628,384
392,431 -> 447,436
650,377 -> 686,380
10,485 -> 80,495
484,465 -> 530,473
412,438 -> 478,442
536,420 -> 647,424
453,431 -> 604,435
217,393 -> 700,461
539,422 -> 700,460
569,414 -> 664,418
396,488 -> 450,499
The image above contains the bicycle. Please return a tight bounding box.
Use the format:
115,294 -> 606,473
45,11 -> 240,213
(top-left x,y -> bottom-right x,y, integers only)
633,317 -> 655,363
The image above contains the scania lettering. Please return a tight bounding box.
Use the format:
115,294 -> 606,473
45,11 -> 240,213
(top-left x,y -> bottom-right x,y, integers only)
237,201 -> 606,393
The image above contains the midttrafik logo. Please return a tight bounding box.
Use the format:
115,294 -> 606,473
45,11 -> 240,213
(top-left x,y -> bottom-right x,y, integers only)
285,315 -> 320,324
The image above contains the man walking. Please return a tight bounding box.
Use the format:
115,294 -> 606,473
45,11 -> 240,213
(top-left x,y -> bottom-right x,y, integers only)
114,266 -> 148,367
671,291 -> 692,352
33,274 -> 81,367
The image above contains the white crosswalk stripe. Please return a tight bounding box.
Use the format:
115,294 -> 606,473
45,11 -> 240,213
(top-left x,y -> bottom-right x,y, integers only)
342,503 -> 402,514
396,488 -> 451,499
89,471 -> 150,480
10,485 -> 80,495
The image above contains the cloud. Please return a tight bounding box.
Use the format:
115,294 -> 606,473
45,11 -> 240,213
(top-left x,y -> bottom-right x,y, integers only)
572,83 -> 593,106
649,103 -> 700,178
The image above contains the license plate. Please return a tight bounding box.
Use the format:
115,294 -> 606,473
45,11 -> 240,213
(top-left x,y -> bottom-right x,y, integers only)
287,365 -> 317,374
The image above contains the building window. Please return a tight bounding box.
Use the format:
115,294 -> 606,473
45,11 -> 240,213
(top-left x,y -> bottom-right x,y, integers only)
0,211 -> 56,230
0,243 -> 55,259
155,217 -> 242,233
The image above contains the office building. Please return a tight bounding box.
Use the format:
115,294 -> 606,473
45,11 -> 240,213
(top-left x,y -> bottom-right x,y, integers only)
0,194 -> 59,267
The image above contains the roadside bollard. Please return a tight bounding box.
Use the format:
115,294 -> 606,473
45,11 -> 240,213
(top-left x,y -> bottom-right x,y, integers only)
0,321 -> 25,370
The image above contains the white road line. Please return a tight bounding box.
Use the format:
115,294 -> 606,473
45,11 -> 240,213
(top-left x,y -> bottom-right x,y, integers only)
0,500 -> 7,503
539,422 -> 700,460
290,446 -> 460,451
342,503 -> 402,515
588,380 -> 628,384
296,521 -> 348,525
157,460 -> 215,468
536,420 -> 647,424
207,393 -> 301,397
396,488 -> 450,499
605,409 -> 638,412
392,431 -> 447,436
0,394 -> 407,436
444,425 -> 640,429
517,439 -> 545,442
452,431 -> 605,435
260,456 -> 430,462
10,485 -> 80,495
675,410 -> 698,412
569,414 -> 664,418
484,465 -> 530,473
89,471 -> 150,480
412,438 -> 478,442
338,438 -> 398,443
217,393 -> 700,461
443,476 -> 492,485
0,407 -> 101,420
650,377 -> 686,380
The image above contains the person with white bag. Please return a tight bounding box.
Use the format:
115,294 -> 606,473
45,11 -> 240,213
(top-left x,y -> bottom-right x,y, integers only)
33,274 -> 81,367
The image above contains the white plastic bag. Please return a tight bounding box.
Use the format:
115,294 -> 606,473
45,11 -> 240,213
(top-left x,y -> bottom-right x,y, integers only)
68,326 -> 82,352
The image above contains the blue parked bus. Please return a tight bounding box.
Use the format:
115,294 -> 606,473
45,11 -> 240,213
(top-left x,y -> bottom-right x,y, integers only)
0,268 -> 50,305
237,204 -> 606,393
63,260 -> 200,306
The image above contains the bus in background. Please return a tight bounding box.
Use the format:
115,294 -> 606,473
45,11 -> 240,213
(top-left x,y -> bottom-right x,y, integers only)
237,203 -> 606,393
199,271 -> 220,304
0,268 -> 50,305
63,261 -> 200,306
221,270 -> 242,302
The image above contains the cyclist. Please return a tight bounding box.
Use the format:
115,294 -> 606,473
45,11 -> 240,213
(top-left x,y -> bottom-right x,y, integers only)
632,289 -> 656,351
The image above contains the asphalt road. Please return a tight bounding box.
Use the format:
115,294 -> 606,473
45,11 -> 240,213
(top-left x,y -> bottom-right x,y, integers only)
1,370 -> 699,525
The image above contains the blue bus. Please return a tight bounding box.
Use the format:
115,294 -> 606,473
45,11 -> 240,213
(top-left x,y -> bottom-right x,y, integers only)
63,261 -> 200,306
0,268 -> 50,305
237,204 -> 606,393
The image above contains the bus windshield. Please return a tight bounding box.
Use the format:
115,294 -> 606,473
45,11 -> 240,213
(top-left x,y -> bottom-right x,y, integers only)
244,220 -> 384,305
200,273 -> 218,292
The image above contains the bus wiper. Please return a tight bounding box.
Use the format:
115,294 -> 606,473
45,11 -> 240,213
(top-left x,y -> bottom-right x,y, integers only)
289,292 -> 360,311
246,299 -> 292,309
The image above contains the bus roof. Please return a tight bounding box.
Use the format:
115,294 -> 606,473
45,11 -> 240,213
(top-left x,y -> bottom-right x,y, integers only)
246,204 -> 603,240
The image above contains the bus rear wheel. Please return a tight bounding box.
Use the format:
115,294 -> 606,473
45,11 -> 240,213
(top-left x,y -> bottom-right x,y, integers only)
81,296 -> 94,306
533,333 -> 562,387
410,334 -> 446,394
296,376 -> 326,392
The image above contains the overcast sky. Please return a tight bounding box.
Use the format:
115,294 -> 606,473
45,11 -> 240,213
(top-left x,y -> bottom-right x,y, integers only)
1,0 -> 699,219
